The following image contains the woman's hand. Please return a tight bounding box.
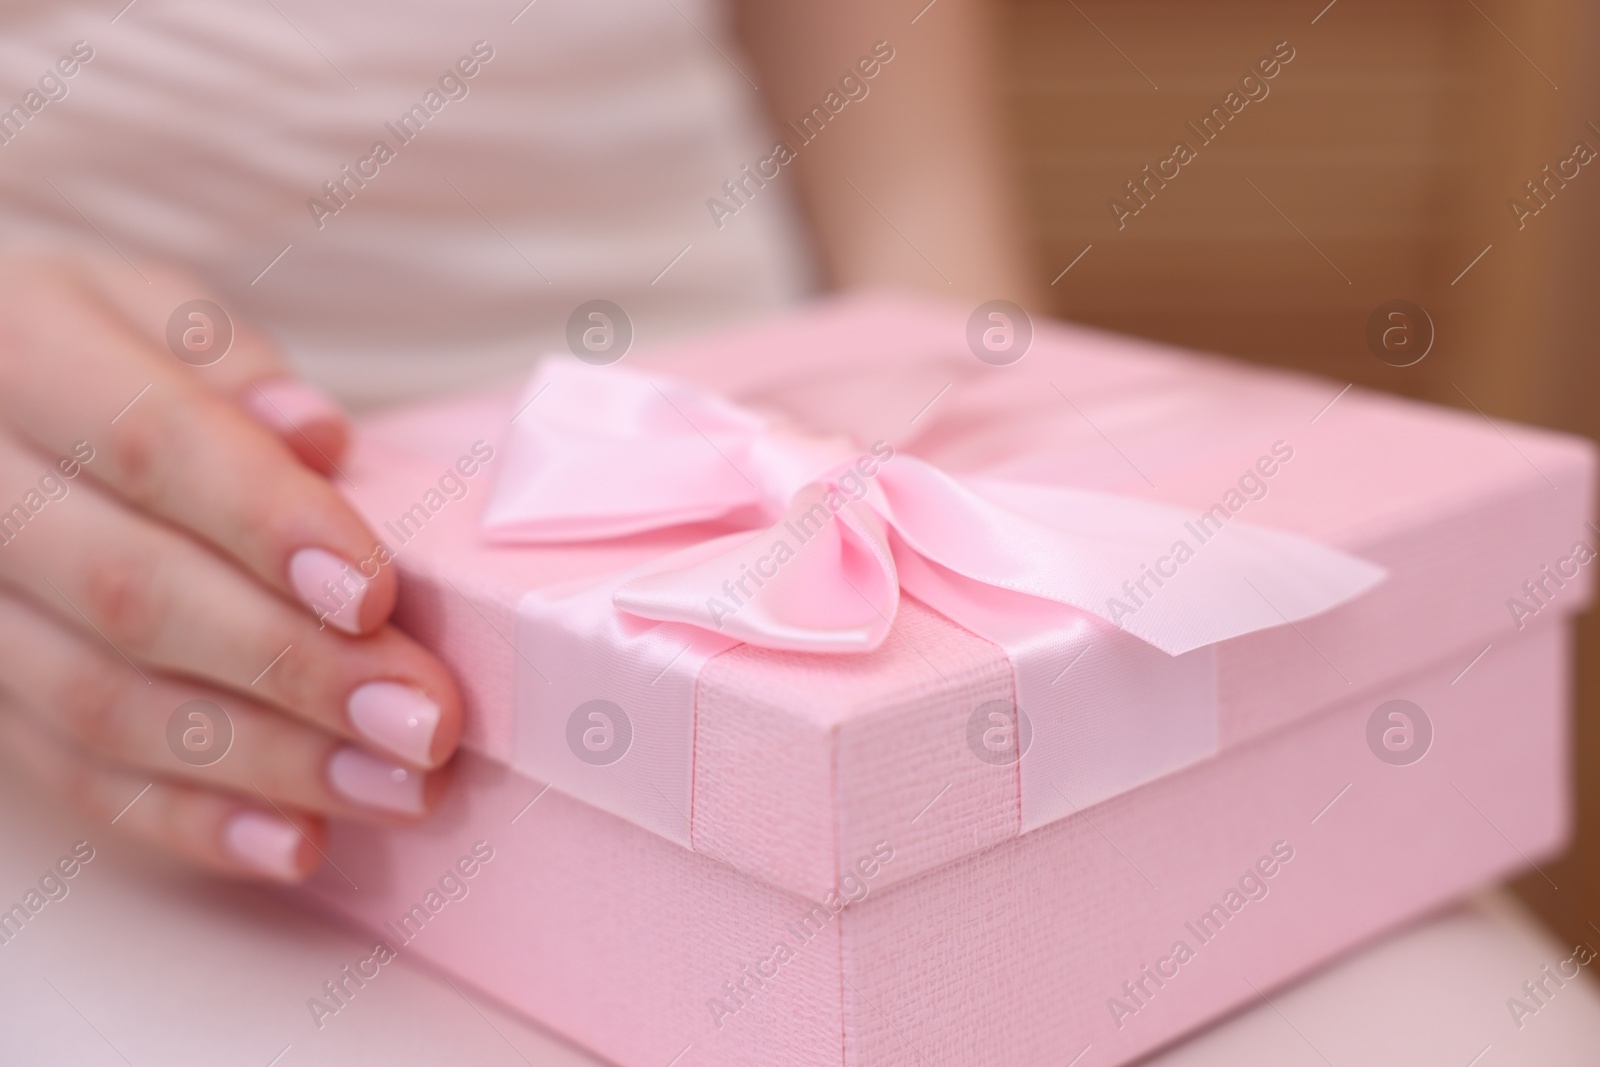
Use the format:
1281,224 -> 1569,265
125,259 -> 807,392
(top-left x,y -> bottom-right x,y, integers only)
0,249 -> 463,883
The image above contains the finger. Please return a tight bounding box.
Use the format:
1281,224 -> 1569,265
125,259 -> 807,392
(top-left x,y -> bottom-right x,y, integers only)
238,379 -> 349,477
0,452 -> 463,768
0,285 -> 390,633
0,705 -> 326,884
72,255 -> 349,473
0,591 -> 450,821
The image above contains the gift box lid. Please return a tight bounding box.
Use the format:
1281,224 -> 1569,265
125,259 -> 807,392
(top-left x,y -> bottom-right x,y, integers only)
346,293 -> 1595,901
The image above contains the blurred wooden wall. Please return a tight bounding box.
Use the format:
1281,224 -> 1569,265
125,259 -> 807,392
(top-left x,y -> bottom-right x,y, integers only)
996,0 -> 1598,944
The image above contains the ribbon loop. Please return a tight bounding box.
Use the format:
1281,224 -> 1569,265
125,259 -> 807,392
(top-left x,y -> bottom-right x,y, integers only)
482,361 -> 866,544
615,486 -> 900,653
484,360 -> 1385,657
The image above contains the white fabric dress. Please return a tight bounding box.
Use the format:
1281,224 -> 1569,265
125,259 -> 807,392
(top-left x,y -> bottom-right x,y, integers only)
0,0 -> 813,406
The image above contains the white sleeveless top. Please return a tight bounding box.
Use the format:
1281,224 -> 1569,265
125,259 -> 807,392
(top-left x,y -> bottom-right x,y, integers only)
0,0 -> 812,406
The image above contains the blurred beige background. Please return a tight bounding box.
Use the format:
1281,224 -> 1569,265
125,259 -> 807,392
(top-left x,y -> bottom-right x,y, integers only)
992,0 -> 1598,945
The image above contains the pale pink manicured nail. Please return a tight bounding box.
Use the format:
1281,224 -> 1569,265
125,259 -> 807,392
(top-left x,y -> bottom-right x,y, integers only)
328,747 -> 426,816
347,682 -> 441,765
222,810 -> 305,881
288,547 -> 367,634
242,378 -> 346,437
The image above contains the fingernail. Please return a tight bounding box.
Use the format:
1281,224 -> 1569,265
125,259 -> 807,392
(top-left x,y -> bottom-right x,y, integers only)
328,747 -> 427,816
222,809 -> 306,882
347,681 -> 441,765
242,378 -> 346,437
288,547 -> 367,634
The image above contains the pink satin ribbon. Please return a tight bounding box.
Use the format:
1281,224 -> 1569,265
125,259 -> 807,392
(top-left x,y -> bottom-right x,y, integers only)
483,359 -> 1390,846
483,361 -> 1385,658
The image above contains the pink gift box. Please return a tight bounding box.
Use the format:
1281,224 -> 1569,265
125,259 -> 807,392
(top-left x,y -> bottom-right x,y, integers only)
301,294 -> 1594,1065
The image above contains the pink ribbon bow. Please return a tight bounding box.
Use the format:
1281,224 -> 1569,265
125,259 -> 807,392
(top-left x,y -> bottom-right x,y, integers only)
482,361 -> 1385,657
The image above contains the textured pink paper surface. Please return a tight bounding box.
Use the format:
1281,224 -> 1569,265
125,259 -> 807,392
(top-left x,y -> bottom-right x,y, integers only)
303,618 -> 1568,1067
346,293 -> 1594,898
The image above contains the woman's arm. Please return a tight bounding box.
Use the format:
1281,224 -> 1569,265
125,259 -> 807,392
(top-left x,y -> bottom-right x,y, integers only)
734,0 -> 1044,306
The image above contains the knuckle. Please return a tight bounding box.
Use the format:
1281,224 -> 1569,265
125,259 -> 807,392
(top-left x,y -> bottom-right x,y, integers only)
229,471 -> 298,552
107,408 -> 171,503
63,755 -> 110,817
266,633 -> 335,707
54,663 -> 132,751
80,550 -> 169,646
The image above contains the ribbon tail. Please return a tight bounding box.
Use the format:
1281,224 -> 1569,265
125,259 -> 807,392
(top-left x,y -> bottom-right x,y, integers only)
876,458 -> 1386,655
